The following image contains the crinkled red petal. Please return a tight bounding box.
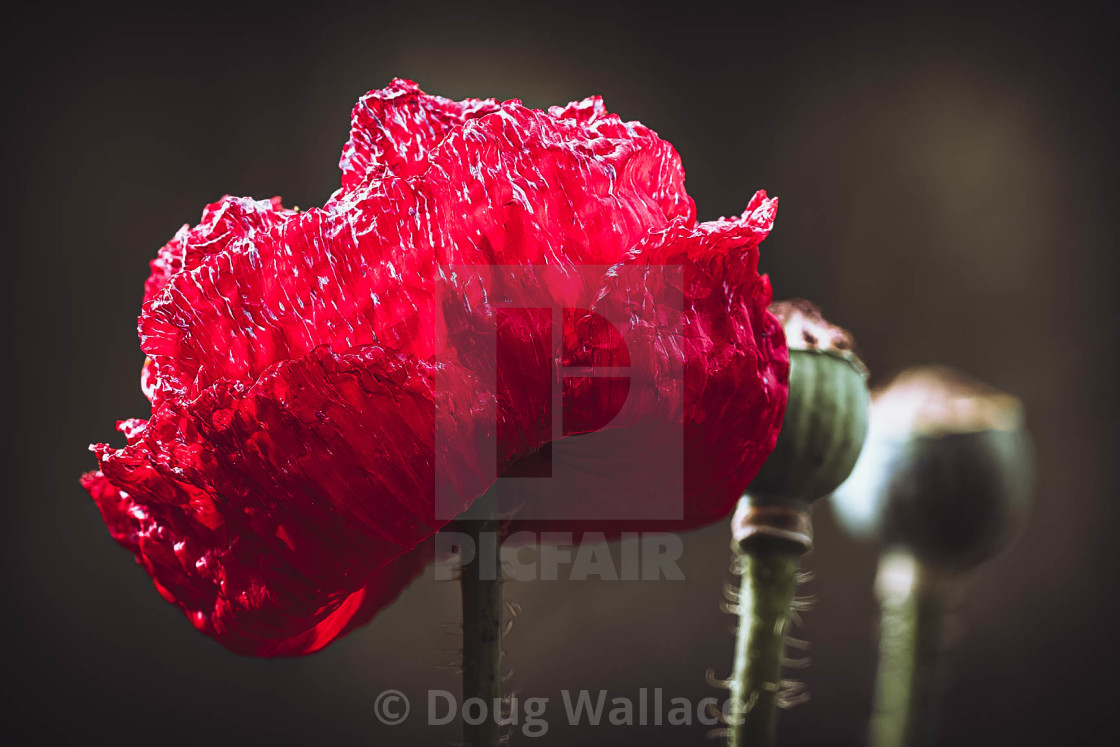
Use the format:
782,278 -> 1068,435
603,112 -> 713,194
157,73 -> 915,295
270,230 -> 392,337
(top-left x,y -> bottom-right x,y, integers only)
83,469 -> 432,657
140,97 -> 694,400
496,195 -> 788,534
87,345 -> 488,655
87,80 -> 787,656
143,195 -> 292,306
338,77 -> 500,190
140,195 -> 294,405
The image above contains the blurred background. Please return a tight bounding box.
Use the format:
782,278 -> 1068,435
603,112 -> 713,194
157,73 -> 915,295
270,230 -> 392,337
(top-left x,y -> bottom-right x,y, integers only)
5,2 -> 1118,745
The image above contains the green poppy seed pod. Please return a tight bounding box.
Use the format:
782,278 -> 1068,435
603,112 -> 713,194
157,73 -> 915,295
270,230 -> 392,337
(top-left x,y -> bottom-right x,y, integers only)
733,300 -> 870,554
830,366 -> 1032,571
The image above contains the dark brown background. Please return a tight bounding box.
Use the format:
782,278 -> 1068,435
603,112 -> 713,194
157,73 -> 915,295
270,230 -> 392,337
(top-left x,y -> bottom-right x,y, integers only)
5,2 -> 1118,745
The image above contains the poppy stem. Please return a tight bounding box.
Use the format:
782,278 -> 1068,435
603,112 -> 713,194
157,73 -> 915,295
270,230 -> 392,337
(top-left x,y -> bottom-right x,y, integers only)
870,551 -> 957,747
726,536 -> 802,747
460,511 -> 503,747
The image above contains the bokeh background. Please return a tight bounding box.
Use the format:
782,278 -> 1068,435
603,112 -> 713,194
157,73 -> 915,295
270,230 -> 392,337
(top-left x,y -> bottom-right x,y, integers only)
6,2 -> 1118,745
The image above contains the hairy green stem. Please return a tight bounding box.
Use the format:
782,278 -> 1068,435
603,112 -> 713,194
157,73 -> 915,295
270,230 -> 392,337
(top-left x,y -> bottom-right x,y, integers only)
871,551 -> 957,747
727,537 -> 802,747
460,515 -> 503,747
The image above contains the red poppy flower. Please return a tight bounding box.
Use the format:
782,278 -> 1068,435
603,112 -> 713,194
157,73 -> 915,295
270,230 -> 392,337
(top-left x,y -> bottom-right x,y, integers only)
84,79 -> 788,656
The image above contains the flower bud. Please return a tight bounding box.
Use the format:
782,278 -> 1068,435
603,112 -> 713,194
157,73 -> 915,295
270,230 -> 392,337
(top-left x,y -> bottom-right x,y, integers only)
830,366 -> 1032,571
734,301 -> 870,553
